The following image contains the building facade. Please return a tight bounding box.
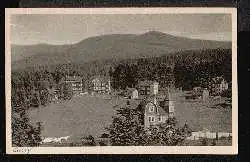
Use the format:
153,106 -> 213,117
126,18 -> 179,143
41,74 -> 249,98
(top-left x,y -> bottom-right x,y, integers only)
138,80 -> 159,96
210,76 -> 229,96
65,75 -> 83,94
91,76 -> 111,94
158,73 -> 175,90
137,91 -> 175,129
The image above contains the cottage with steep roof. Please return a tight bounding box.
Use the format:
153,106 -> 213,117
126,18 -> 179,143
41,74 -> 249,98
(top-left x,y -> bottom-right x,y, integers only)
137,90 -> 175,129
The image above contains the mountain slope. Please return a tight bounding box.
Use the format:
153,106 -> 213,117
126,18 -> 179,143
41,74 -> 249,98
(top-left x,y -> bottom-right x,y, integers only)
11,31 -> 231,69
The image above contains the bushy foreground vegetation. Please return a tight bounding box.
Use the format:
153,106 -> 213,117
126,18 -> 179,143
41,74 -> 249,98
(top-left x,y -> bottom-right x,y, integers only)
106,103 -> 192,146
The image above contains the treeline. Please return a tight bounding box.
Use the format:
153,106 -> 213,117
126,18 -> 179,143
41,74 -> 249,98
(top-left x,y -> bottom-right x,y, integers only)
11,59 -> 116,111
173,48 -> 231,90
109,61 -> 173,90
12,69 -> 73,113
12,48 -> 232,112
110,48 -> 231,91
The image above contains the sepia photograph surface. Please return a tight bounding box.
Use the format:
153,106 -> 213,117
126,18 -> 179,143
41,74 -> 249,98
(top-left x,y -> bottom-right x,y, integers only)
5,8 -> 237,154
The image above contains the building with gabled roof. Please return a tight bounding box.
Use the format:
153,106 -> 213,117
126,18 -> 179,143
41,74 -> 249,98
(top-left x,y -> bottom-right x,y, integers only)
136,89 -> 175,129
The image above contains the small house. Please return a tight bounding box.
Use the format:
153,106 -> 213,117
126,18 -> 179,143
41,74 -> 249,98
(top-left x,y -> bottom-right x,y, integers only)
210,76 -> 229,96
136,90 -> 174,129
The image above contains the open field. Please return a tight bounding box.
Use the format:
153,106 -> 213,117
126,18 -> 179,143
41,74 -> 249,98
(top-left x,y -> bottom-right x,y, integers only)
28,91 -> 232,143
174,91 -> 232,132
28,94 -> 140,141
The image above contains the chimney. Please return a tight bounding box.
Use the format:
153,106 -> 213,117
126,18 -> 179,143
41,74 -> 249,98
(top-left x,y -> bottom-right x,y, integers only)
153,95 -> 157,105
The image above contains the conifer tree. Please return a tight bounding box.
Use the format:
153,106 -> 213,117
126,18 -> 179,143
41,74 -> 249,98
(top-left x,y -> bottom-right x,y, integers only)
107,103 -> 147,146
107,104 -> 192,146
12,110 -> 42,146
147,117 -> 190,146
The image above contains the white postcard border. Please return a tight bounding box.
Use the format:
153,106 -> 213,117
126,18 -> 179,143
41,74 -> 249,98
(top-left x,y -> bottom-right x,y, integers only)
5,7 -> 238,154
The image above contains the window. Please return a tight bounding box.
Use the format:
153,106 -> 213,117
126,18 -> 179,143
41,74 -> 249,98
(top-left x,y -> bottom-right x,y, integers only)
159,116 -> 164,122
148,103 -> 154,112
148,116 -> 155,122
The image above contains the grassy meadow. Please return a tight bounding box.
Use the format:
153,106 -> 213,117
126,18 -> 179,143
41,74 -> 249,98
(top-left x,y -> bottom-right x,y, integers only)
174,91 -> 232,132
28,91 -> 232,143
28,94 -> 140,141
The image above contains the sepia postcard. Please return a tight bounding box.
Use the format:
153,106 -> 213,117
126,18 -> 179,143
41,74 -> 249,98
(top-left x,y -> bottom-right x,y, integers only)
5,8 -> 237,154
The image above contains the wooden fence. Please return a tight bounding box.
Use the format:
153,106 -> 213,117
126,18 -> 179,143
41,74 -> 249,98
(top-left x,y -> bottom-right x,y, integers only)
187,131 -> 232,140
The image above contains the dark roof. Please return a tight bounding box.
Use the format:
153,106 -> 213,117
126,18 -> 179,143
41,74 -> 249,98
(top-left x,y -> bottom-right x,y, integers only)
92,75 -> 110,82
127,88 -> 138,92
138,80 -> 158,86
65,75 -> 82,82
138,95 -> 168,116
212,76 -> 227,83
193,87 -> 202,89
158,106 -> 168,116
124,88 -> 138,96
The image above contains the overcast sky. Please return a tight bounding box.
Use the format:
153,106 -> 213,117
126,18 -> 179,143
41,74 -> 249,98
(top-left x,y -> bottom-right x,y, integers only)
11,14 -> 232,45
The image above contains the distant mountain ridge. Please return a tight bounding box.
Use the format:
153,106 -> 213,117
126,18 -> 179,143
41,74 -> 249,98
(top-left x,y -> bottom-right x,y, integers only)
11,31 -> 231,70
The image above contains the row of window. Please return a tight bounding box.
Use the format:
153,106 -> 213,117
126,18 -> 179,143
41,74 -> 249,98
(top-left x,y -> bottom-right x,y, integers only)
72,83 -> 82,86
94,87 -> 109,90
93,83 -> 109,86
73,88 -> 82,90
148,116 -> 165,122
148,116 -> 155,122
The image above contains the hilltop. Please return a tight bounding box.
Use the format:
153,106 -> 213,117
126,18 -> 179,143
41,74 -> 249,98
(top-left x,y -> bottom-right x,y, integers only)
11,31 -> 231,70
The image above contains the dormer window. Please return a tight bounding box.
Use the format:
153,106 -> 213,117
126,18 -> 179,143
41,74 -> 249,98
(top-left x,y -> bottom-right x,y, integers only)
148,103 -> 154,112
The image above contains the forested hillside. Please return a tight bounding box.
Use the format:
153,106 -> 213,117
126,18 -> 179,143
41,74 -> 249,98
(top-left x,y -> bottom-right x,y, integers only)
110,48 -> 231,90
11,48 -> 231,113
